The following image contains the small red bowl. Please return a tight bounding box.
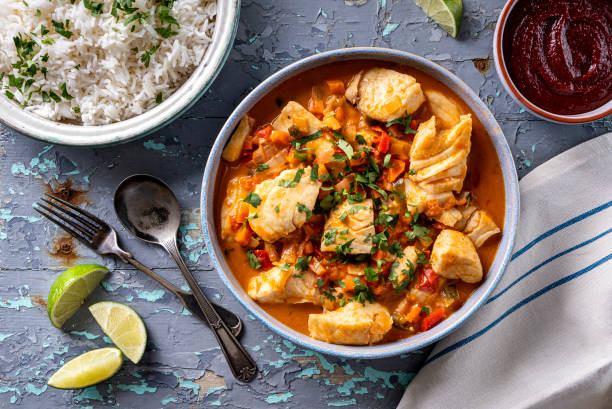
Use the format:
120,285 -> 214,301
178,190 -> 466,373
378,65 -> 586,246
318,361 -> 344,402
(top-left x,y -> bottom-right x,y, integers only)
493,0 -> 612,124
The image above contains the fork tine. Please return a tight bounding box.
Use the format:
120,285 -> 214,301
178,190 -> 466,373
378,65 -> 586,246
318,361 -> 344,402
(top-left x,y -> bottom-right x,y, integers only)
36,202 -> 94,240
40,197 -> 98,232
34,206 -> 94,247
44,193 -> 105,227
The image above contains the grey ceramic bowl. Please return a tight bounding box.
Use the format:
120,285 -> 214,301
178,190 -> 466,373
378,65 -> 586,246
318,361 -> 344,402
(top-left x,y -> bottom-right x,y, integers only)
201,48 -> 520,358
0,0 -> 240,147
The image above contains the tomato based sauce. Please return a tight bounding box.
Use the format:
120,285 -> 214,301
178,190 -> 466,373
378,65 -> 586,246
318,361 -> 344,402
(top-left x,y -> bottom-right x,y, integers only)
503,0 -> 612,115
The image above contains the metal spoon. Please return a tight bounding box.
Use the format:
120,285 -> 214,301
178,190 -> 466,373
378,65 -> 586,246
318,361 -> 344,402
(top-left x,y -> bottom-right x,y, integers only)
113,174 -> 257,382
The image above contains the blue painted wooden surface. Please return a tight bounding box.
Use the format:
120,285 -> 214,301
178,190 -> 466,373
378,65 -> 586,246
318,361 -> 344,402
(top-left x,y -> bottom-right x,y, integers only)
0,0 -> 610,408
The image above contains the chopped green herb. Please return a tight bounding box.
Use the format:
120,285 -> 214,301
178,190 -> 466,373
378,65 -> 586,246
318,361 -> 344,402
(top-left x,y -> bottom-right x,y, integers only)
336,138 -> 354,159
155,92 -> 163,104
290,130 -> 321,149
83,0 -> 105,16
296,203 -> 312,219
323,228 -> 337,246
310,164 -> 319,181
364,266 -> 379,281
405,224 -> 431,242
51,20 -> 73,38
246,250 -> 261,270
60,83 -> 73,100
416,251 -> 429,265
140,45 -> 159,68
243,191 -> 262,207
386,115 -> 417,134
295,256 -> 311,272
256,164 -> 270,172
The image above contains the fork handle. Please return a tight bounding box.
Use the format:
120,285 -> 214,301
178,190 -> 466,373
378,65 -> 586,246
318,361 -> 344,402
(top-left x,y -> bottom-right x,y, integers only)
124,256 -> 242,337
163,238 -> 257,382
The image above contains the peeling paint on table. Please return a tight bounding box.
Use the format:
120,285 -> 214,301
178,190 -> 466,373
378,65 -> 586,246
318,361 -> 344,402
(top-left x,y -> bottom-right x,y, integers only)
1,0 -> 610,408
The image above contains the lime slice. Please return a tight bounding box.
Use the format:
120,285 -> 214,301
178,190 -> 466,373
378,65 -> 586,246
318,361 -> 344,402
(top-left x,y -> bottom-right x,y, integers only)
47,347 -> 123,389
47,264 -> 109,328
89,301 -> 147,364
414,0 -> 463,38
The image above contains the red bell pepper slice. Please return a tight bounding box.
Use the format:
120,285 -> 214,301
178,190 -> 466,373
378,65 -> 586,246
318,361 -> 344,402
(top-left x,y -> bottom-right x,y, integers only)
420,308 -> 446,332
252,249 -> 273,270
416,267 -> 439,292
371,126 -> 390,154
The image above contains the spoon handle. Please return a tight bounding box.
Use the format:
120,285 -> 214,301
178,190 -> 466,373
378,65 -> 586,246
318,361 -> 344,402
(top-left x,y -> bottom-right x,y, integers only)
163,238 -> 257,382
124,256 -> 242,337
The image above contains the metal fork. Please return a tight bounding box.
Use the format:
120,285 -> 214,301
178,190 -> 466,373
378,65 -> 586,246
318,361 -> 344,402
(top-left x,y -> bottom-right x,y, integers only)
34,193 -> 242,337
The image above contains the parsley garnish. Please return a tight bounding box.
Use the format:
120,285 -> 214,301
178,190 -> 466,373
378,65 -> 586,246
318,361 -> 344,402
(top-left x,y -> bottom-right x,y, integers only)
335,238 -> 355,255
155,92 -> 163,104
290,130 -> 321,150
405,224 -> 431,242
296,203 -> 312,219
351,278 -> 375,304
84,0 -> 105,16
355,134 -> 367,145
256,164 -> 270,172
310,164 -> 319,181
278,168 -> 304,188
243,192 -> 261,207
246,250 -> 261,270
323,228 -> 337,246
140,45 -> 159,68
60,83 -> 73,100
386,115 -> 417,134
295,256 -> 311,272
416,251 -> 429,265
336,139 -> 354,159
51,20 -> 73,39
364,266 -> 378,281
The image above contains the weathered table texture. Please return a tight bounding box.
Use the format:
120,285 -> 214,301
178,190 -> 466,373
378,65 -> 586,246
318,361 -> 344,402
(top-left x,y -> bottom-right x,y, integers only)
1,0 -> 610,408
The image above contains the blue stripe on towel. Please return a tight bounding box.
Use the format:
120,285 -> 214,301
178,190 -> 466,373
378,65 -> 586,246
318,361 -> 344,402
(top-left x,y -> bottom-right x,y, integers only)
487,228 -> 612,304
511,201 -> 612,261
425,253 -> 612,365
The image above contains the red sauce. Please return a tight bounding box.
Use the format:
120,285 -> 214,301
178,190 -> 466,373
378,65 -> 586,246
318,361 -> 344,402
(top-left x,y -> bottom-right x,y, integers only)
503,0 -> 612,115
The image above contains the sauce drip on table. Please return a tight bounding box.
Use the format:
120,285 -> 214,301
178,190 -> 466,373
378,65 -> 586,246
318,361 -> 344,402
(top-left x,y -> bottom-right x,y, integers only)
503,0 -> 612,115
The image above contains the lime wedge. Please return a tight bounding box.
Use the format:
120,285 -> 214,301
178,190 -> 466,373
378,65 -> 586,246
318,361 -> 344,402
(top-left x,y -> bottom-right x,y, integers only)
89,301 -> 147,364
414,0 -> 463,38
47,264 -> 109,328
47,347 -> 123,389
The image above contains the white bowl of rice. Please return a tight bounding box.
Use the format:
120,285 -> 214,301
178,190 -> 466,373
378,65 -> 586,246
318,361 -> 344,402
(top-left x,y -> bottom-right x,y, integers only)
0,0 -> 239,146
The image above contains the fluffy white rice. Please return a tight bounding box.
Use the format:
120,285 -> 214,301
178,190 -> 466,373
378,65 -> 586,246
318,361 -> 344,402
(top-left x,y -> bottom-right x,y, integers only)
0,0 -> 216,125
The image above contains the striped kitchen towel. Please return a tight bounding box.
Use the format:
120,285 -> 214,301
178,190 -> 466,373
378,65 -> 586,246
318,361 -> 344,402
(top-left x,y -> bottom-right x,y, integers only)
398,133 -> 612,409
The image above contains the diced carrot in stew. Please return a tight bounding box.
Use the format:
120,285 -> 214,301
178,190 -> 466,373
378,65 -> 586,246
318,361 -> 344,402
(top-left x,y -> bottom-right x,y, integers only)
235,225 -> 253,246
416,267 -> 439,292
420,308 -> 446,331
341,278 -> 356,291
252,249 -> 273,270
269,130 -> 290,145
326,80 -> 346,94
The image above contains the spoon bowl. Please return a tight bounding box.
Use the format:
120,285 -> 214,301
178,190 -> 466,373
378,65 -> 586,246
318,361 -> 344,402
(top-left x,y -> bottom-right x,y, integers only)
114,174 -> 182,244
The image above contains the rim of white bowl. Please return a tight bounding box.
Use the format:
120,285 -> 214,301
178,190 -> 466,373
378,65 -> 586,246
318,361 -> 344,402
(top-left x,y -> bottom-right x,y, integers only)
0,0 -> 240,147
201,47 -> 520,358
492,0 -> 612,124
